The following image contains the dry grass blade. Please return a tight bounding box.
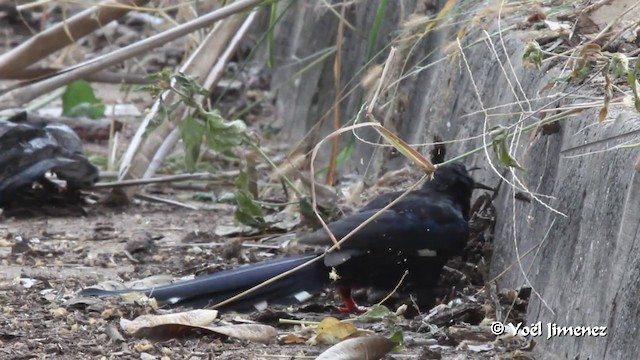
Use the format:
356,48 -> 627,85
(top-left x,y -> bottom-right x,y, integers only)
0,0 -> 152,78
374,124 -> 435,173
366,47 -> 397,116
0,0 -> 264,110
310,122 -> 382,247
326,3 -> 347,186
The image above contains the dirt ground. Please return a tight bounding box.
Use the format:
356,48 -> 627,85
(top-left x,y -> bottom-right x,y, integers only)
0,191 -> 537,360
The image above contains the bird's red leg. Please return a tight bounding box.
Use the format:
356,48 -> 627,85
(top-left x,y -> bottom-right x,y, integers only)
439,286 -> 457,305
336,285 -> 369,313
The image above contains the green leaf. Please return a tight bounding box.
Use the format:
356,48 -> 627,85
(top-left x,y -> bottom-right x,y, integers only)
627,59 -> 640,112
600,68 -> 612,122
143,99 -> 180,137
335,138 -> 354,166
64,102 -> 106,119
88,154 -> 107,167
204,110 -> 247,152
389,330 -> 404,351
235,170 -> 249,190
299,196 -> 321,227
523,41 -> 543,69
216,192 -> 237,203
233,170 -> 265,229
610,53 -> 629,78
192,192 -> 216,202
491,127 -> 525,171
147,68 -> 172,82
267,2 -> 277,68
358,305 -> 394,322
133,69 -> 172,97
174,72 -> 209,101
179,116 -> 205,172
62,80 -> 105,119
234,189 -> 266,229
366,0 -> 388,60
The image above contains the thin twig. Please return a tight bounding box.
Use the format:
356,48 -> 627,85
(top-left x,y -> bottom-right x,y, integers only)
377,270 -> 408,306
134,193 -> 198,210
91,173 -> 214,189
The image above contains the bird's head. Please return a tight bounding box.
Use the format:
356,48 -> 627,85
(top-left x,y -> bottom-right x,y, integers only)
421,162 -> 489,219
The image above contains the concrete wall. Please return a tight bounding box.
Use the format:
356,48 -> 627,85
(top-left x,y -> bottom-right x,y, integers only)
270,1 -> 640,358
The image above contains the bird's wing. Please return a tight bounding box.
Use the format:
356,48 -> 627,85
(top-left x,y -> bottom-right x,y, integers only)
299,205 -> 468,257
358,191 -> 403,210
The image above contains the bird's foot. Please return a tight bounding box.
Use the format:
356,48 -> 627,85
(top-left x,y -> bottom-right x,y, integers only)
336,285 -> 369,314
336,304 -> 370,314
439,286 -> 457,305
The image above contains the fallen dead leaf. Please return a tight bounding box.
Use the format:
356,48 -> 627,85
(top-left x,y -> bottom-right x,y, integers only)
105,323 -> 125,343
120,309 -> 219,334
315,335 -> 396,360
309,317 -> 357,345
281,333 -> 308,344
309,316 -> 377,345
133,339 -> 154,352
50,307 -> 68,318
120,309 -> 276,343
203,324 -> 277,343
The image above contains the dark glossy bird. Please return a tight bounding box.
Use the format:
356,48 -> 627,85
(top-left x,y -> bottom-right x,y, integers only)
81,162 -> 484,312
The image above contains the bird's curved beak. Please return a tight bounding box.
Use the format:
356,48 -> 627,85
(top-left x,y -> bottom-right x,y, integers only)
466,166 -> 494,191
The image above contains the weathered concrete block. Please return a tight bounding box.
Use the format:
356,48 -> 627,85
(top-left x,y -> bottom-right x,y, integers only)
271,1 -> 640,357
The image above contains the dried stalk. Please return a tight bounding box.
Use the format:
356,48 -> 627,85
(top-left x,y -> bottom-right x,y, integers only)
0,0 -> 265,110
0,0 -> 151,78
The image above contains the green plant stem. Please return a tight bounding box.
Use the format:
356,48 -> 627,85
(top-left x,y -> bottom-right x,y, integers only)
245,136 -> 304,198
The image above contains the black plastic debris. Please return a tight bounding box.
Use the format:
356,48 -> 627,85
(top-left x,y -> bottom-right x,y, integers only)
0,112 -> 100,215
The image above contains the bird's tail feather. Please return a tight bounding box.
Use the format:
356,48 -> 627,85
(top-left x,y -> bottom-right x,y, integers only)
80,254 -> 327,311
